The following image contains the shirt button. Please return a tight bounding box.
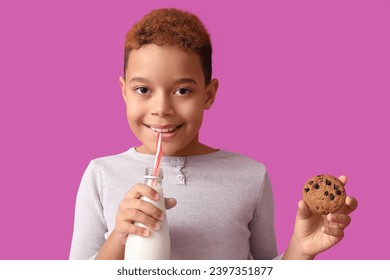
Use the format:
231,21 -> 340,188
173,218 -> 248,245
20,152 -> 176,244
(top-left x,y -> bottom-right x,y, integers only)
176,157 -> 184,163
175,174 -> 184,181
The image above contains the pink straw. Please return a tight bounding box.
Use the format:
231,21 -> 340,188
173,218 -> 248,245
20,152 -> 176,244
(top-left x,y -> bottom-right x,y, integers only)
152,133 -> 162,188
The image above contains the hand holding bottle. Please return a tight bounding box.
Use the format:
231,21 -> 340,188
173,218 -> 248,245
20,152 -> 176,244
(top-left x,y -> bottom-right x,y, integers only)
113,183 -> 176,246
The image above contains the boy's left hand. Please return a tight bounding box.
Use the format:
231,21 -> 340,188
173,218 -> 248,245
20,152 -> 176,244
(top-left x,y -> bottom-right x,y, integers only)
283,175 -> 358,259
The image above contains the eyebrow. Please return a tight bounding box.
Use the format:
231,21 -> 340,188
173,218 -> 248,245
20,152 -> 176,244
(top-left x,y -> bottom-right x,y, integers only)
173,78 -> 198,85
128,77 -> 151,83
128,77 -> 198,85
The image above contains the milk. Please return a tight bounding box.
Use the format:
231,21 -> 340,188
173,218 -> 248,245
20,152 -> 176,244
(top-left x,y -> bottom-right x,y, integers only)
124,169 -> 170,260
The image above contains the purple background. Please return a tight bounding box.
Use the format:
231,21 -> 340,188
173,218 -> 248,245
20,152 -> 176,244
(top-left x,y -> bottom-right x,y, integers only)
1,0 -> 389,259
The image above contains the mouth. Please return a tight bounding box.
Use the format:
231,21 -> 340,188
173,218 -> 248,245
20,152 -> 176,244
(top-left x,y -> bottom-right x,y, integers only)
143,124 -> 183,134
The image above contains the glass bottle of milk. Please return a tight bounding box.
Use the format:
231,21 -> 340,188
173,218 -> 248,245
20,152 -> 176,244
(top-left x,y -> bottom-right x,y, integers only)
124,168 -> 170,260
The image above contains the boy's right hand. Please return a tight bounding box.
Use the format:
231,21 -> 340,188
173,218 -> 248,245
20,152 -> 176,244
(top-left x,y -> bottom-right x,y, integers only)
113,184 -> 177,245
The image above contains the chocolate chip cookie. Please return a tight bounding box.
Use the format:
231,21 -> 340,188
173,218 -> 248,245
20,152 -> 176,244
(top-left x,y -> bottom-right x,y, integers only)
302,174 -> 346,215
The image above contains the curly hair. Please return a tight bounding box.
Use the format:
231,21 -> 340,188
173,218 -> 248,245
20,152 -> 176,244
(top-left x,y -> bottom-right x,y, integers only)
124,8 -> 212,84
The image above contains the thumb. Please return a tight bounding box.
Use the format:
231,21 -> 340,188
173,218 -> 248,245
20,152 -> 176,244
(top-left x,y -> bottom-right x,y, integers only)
165,197 -> 177,210
296,200 -> 312,220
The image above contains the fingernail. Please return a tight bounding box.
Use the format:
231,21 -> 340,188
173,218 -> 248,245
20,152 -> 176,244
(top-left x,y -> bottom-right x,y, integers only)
158,212 -> 165,221
154,193 -> 160,200
142,228 -> 150,236
153,221 -> 161,230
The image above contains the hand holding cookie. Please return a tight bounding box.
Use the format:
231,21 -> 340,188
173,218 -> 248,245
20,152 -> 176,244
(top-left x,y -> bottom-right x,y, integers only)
282,175 -> 358,260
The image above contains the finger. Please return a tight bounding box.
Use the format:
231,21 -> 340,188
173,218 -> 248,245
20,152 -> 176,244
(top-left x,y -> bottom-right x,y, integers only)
124,198 -> 165,221
115,220 -> 151,242
112,227 -> 149,246
337,196 -> 358,215
296,200 -> 314,220
338,175 -> 348,185
321,225 -> 344,239
327,213 -> 351,229
345,196 -> 358,212
124,223 -> 151,238
165,198 -> 177,210
126,184 -> 160,201
122,208 -> 162,231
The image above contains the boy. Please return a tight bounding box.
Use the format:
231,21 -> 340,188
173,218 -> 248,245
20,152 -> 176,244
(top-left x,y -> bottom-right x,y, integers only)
69,8 -> 357,260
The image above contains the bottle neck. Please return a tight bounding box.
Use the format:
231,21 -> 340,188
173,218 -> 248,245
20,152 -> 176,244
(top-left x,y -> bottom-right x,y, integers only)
145,167 -> 163,178
144,168 -> 163,187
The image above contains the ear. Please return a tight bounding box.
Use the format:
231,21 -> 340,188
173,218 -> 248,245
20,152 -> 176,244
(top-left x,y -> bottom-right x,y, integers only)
119,76 -> 127,103
204,78 -> 219,110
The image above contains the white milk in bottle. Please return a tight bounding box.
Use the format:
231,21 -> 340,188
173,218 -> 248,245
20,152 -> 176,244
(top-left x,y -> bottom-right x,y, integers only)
124,168 -> 170,259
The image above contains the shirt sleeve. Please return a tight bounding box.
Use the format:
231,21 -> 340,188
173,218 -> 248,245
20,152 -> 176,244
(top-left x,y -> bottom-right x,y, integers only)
69,160 -> 107,259
248,171 -> 279,259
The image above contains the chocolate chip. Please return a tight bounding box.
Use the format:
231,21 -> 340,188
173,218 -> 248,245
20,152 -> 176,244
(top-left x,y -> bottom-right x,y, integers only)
329,194 -> 335,200
304,188 -> 310,192
336,190 -> 342,195
313,184 -> 320,189
334,185 -> 339,190
308,181 -> 313,185
324,191 -> 329,196
326,179 -> 331,186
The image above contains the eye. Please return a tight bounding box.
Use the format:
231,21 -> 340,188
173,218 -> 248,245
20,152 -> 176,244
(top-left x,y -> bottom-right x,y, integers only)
174,88 -> 191,96
135,87 -> 150,95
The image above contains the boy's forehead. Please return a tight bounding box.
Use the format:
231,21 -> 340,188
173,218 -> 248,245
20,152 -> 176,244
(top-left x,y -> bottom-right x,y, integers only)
126,44 -> 204,82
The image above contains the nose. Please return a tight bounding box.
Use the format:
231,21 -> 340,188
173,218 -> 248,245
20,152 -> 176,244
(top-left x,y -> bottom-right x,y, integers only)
150,92 -> 175,117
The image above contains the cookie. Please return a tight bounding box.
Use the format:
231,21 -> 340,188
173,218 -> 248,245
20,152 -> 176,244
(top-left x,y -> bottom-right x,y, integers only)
302,174 -> 346,215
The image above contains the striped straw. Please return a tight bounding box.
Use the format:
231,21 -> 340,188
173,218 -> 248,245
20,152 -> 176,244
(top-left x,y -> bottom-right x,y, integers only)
152,133 -> 163,188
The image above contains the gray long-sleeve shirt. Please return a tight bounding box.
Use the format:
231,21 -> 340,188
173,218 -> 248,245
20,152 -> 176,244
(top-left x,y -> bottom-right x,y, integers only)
69,148 -> 278,259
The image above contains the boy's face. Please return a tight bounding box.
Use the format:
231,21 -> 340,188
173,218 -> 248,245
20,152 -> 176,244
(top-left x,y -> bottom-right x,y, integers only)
120,44 -> 218,156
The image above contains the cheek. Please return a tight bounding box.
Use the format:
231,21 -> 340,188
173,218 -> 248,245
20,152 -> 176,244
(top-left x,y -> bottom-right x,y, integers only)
126,102 -> 143,123
178,103 -> 204,127
125,103 -> 146,133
